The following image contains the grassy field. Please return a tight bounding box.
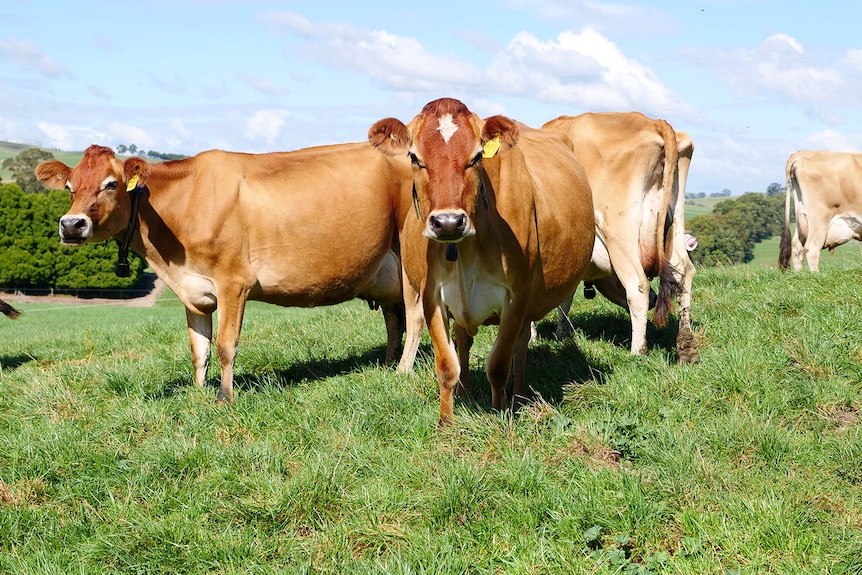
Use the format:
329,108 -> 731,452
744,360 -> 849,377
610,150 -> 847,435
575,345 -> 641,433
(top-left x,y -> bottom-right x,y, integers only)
1,257 -> 861,574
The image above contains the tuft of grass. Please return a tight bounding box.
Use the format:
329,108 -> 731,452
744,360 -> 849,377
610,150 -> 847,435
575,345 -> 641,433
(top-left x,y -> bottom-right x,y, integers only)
1,261 -> 861,573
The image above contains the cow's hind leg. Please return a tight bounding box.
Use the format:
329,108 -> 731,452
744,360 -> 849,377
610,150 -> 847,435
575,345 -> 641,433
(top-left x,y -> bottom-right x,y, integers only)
397,277 -> 424,373
381,301 -> 405,365
673,255 -> 700,364
186,309 -> 212,387
555,292 -> 575,339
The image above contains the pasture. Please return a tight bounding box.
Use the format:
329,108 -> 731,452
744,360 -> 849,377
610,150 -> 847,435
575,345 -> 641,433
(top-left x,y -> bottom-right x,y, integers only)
1,258 -> 861,574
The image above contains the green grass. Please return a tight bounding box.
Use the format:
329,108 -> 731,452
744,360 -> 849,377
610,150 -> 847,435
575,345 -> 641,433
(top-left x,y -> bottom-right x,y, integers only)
683,197 -> 727,220
2,264 -> 862,574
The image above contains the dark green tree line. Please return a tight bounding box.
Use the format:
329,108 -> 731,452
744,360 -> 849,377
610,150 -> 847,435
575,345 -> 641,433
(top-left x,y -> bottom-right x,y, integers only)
687,192 -> 784,267
0,183 -> 145,291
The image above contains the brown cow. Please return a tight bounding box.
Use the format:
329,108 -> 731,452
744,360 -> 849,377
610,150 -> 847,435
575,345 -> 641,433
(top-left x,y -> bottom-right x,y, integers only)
779,150 -> 862,272
541,113 -> 699,363
36,144 -> 413,402
369,98 -> 595,424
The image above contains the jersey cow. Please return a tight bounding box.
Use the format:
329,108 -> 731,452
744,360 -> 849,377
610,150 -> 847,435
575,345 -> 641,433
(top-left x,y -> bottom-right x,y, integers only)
541,113 -> 699,363
370,98 -> 595,424
36,144 -> 413,403
779,150 -> 862,272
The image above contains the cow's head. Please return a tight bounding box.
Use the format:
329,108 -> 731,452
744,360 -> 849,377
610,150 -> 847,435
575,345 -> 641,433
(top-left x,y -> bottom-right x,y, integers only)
36,145 -> 150,245
370,97 -> 519,243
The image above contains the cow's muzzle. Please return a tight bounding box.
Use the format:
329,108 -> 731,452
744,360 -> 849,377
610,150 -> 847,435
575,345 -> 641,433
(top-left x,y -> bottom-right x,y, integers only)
424,210 -> 474,242
59,215 -> 92,245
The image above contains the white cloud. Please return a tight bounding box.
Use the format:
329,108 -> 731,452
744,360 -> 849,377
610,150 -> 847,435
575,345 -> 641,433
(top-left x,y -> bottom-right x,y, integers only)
106,123 -> 155,149
806,129 -> 862,152
37,122 -> 106,151
237,73 -> 286,96
490,30 -> 695,118
688,34 -> 861,109
0,37 -> 71,78
245,109 -> 292,143
264,13 -> 693,119
170,118 -> 192,139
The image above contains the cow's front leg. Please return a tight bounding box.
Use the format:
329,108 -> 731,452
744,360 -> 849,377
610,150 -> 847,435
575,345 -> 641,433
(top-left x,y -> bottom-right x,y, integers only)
486,313 -> 525,411
214,290 -> 249,404
186,308 -> 212,387
454,325 -> 474,397
509,321 -> 533,410
426,304 -> 459,425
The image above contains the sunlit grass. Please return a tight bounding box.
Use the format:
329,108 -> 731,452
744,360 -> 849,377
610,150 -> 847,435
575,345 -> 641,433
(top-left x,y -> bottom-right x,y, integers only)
1,261 -> 861,574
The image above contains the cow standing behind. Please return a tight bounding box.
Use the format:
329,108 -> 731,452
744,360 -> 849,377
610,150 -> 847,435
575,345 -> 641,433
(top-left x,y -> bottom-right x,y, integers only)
36,144 -> 413,403
779,150 -> 862,272
541,113 -> 699,363
370,98 -> 595,425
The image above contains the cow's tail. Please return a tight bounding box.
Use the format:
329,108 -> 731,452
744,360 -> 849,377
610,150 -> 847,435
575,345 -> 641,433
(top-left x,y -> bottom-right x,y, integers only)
0,298 -> 20,320
652,120 -> 681,328
778,155 -> 796,270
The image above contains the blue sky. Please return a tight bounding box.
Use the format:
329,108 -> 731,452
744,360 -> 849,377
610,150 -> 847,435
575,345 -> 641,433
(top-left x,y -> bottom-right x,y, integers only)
2,0 -> 860,196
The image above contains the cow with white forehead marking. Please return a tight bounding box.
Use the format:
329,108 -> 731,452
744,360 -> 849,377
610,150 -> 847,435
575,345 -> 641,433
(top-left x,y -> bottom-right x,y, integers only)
370,98 -> 595,424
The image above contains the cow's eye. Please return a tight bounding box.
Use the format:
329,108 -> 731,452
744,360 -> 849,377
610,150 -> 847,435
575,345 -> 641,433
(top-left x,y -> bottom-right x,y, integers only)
468,152 -> 482,168
408,152 -> 425,169
104,181 -> 118,191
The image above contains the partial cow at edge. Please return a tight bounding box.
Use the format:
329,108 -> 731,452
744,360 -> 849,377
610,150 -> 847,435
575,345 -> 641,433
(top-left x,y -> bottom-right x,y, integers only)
779,150 -> 862,272
541,112 -> 699,364
36,144 -> 413,403
0,299 -> 21,320
370,97 -> 595,425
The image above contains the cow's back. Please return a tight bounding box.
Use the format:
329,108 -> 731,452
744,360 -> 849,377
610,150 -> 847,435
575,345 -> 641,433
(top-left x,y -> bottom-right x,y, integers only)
143,144 -> 412,308
542,112 -> 674,276
792,151 -> 862,212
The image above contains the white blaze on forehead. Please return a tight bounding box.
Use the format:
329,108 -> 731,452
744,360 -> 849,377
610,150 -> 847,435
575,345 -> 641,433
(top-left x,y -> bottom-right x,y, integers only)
436,114 -> 458,143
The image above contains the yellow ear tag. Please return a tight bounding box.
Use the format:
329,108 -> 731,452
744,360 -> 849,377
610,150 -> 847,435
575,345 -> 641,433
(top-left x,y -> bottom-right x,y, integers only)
483,135 -> 501,159
126,174 -> 139,192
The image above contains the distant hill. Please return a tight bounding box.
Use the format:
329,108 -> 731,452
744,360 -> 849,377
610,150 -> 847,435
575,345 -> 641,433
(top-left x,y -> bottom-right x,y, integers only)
0,140 -> 85,182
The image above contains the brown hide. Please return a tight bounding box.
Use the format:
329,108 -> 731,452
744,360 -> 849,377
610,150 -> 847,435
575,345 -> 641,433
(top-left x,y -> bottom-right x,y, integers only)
541,112 -> 699,363
36,143 -> 413,402
370,98 -> 595,424
779,150 -> 862,272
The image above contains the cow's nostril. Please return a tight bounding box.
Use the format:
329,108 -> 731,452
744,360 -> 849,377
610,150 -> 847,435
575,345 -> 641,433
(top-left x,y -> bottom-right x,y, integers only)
428,212 -> 469,240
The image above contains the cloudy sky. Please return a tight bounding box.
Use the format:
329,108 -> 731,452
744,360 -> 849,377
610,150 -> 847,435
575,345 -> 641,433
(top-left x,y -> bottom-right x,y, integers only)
2,0 -> 860,196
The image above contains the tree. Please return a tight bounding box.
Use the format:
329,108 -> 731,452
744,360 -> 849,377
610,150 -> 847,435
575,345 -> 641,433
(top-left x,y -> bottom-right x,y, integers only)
116,144 -> 128,155
1,148 -> 56,194
0,183 -> 145,290
766,182 -> 784,196
687,214 -> 748,266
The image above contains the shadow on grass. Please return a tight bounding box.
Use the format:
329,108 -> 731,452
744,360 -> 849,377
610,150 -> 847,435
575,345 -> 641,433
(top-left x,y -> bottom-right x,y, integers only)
443,333 -> 612,417
538,309 -> 685,362
0,354 -> 33,371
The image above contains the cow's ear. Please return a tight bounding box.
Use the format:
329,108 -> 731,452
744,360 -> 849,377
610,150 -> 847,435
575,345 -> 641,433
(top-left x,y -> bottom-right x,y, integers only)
34,160 -> 72,190
123,156 -> 151,189
481,115 -> 520,157
369,118 -> 411,156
